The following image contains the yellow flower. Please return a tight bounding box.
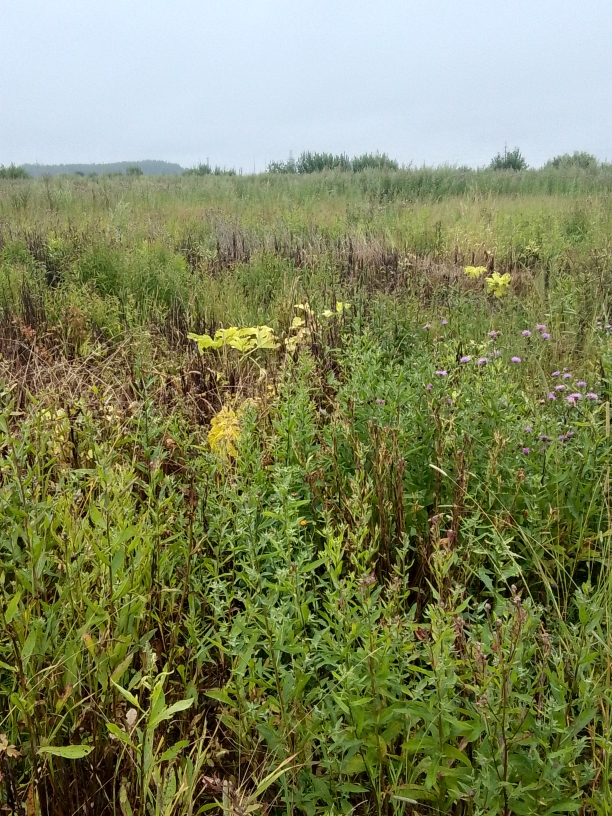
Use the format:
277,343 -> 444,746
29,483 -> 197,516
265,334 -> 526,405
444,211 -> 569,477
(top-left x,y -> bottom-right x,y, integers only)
464,265 -> 487,279
485,272 -> 512,298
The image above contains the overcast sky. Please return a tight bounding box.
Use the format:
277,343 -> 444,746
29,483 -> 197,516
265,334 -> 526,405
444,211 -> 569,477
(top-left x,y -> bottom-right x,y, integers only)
2,0 -> 611,170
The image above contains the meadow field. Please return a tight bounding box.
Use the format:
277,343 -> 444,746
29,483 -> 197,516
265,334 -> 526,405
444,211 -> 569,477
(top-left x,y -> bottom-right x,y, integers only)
2,166 -> 612,814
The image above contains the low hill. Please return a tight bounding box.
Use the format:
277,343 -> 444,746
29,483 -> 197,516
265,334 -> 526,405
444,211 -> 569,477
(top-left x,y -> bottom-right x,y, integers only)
22,160 -> 184,177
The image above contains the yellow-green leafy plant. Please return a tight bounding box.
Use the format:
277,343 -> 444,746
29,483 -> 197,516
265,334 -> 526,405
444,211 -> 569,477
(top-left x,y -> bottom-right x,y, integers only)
485,271 -> 512,297
464,265 -> 487,279
322,301 -> 352,318
207,405 -> 242,458
187,325 -> 279,355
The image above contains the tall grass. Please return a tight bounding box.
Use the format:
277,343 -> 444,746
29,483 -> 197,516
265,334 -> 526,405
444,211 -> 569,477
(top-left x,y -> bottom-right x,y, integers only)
1,173 -> 612,814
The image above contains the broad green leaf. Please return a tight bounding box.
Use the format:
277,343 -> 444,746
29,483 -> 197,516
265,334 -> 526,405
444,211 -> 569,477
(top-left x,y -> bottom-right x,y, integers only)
341,753 -> 366,775
39,745 -> 92,759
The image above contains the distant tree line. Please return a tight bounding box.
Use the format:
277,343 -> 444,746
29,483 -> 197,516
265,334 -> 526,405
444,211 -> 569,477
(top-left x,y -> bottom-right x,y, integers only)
0,150 -> 608,181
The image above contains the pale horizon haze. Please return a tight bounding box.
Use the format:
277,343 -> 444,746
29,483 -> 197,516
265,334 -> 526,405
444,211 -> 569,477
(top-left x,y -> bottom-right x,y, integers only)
2,0 -> 611,171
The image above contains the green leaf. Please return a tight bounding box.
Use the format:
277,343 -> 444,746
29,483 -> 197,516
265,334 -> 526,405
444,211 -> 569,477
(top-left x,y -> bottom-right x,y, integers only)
341,753 -> 366,775
111,652 -> 134,683
160,740 -> 189,762
4,591 -> 21,624
148,697 -> 194,731
39,745 -> 93,759
21,628 -> 37,666
89,505 -> 106,529
120,782 -> 134,816
111,680 -> 141,710
541,802 -> 582,815
205,689 -> 234,705
106,723 -> 135,748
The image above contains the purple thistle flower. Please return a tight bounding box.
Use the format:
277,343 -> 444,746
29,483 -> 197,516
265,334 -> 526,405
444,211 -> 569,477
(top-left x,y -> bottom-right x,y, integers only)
552,371 -> 560,377
477,357 -> 488,366
460,355 -> 471,363
566,395 -> 576,405
586,392 -> 598,400
559,433 -> 567,442
522,447 -> 530,454
566,430 -> 574,437
548,392 -> 556,400
569,392 -> 582,400
511,356 -> 521,363
493,349 -> 501,357
522,330 -> 532,337
435,370 -> 447,377
555,384 -> 566,391
488,330 -> 500,338
563,373 -> 572,380
541,332 -> 550,340
441,319 -> 448,325
525,426 -> 533,433
539,434 -> 549,441
426,383 -> 433,391
376,398 -> 385,405
577,381 -> 587,388
446,398 -> 453,405
536,324 -> 547,331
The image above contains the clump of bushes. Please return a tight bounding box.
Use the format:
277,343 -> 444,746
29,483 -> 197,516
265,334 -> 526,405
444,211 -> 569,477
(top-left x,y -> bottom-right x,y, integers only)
0,164 -> 29,179
489,146 -> 528,171
268,150 -> 399,173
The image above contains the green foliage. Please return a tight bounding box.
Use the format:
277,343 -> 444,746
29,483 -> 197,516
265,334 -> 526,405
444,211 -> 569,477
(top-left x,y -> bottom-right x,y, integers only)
2,171 -> 612,813
268,151 -> 399,174
489,146 -> 528,171
549,151 -> 599,169
0,164 -> 29,179
183,162 -> 237,176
